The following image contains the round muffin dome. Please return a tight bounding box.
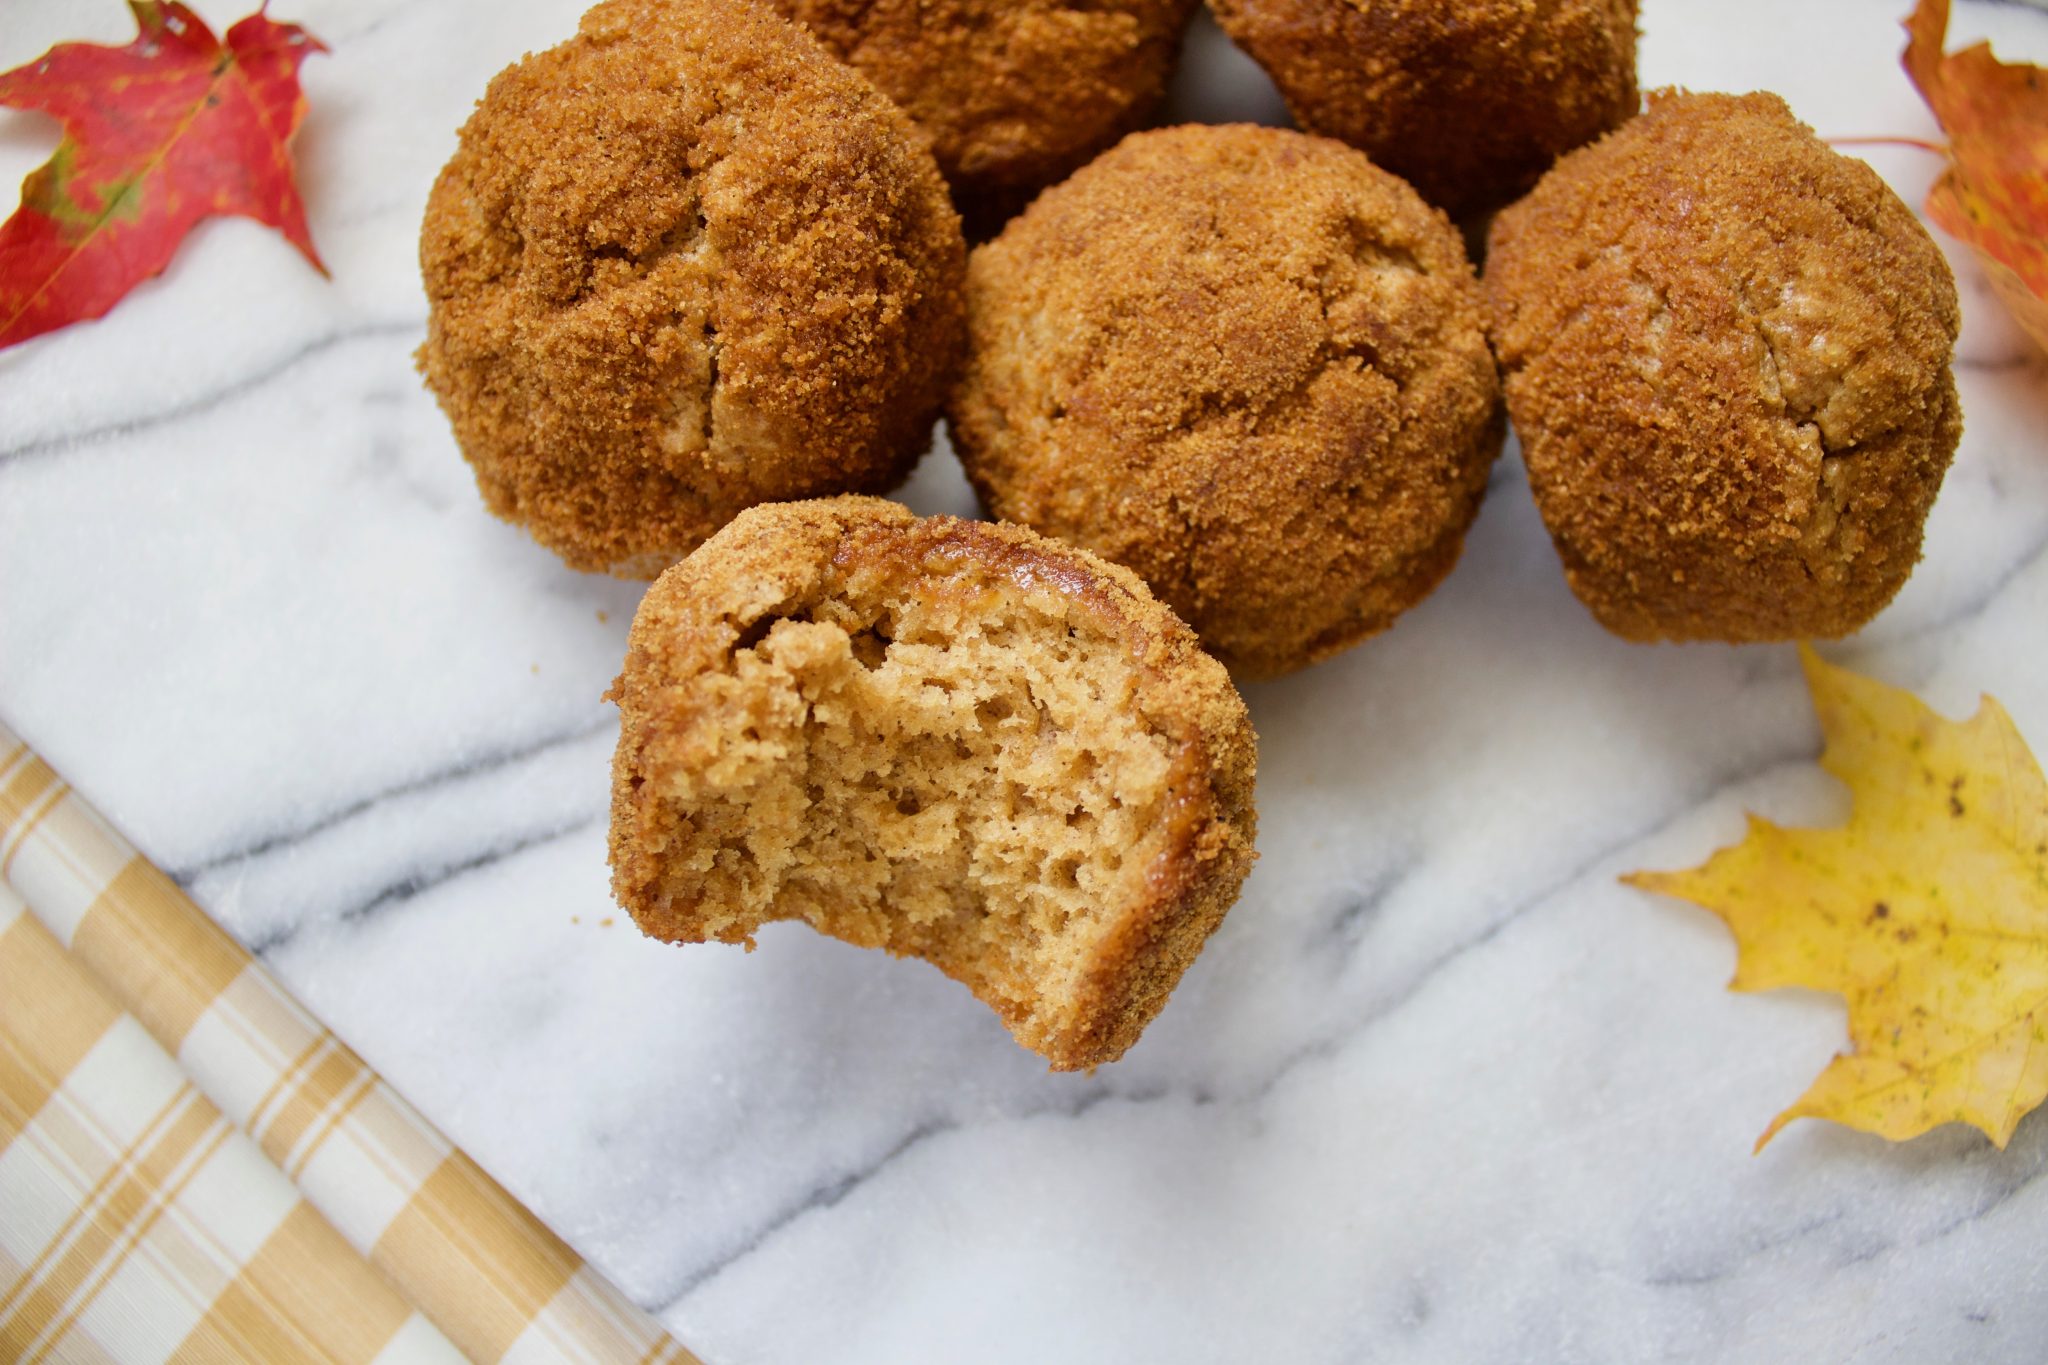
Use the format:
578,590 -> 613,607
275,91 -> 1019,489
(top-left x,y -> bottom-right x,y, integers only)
948,124 -> 1504,678
1485,91 -> 1962,643
417,0 -> 966,576
768,0 -> 1197,233
1207,0 -> 1639,218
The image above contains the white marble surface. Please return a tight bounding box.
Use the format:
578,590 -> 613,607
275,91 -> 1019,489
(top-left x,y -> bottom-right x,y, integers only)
5,1 -> 2048,1360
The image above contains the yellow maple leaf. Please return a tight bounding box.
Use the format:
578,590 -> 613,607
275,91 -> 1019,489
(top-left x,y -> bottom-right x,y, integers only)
1626,645 -> 2048,1151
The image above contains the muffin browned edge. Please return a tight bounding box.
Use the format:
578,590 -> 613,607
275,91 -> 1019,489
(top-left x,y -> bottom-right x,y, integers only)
605,496 -> 1258,1070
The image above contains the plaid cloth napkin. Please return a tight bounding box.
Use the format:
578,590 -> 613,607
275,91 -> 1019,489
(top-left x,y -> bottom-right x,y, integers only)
0,725 -> 699,1364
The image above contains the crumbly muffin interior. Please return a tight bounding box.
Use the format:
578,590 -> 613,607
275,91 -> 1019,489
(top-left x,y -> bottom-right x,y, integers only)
630,556 -> 1182,1053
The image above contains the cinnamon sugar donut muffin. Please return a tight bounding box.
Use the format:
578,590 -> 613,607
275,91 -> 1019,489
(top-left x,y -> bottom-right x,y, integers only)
418,0 -> 965,576
608,496 -> 1258,1070
949,124 -> 1504,677
769,0 -> 1198,234
1486,92 -> 1962,642
1207,0 -> 1639,217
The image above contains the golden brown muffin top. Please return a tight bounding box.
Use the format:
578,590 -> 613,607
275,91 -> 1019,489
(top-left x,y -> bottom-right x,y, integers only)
771,0 -> 1195,227
609,496 -> 1257,1069
1486,90 -> 1962,642
417,0 -> 964,575
951,124 -> 1502,676
1208,0 -> 1639,217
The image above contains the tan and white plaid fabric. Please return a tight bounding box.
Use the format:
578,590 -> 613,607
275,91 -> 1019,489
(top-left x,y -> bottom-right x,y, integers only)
0,725 -> 700,1365
0,883 -> 460,1363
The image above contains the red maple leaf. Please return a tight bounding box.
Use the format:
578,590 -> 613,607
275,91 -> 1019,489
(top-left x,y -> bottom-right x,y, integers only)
0,2 -> 327,351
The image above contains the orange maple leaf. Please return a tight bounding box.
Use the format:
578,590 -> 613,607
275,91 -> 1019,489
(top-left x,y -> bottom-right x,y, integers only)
1904,0 -> 2048,354
1627,647 -> 2048,1152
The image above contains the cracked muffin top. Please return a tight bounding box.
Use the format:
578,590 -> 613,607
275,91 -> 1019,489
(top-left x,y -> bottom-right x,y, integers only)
417,0 -> 965,577
1486,91 -> 1962,643
768,0 -> 1197,234
948,124 -> 1503,677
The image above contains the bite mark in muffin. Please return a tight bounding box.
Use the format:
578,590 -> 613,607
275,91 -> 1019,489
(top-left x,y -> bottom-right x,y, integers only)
608,496 -> 1259,1070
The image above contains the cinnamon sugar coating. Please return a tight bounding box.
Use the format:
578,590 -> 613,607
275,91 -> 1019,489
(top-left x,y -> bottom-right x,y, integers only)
949,125 -> 1504,677
1486,92 -> 1962,643
1207,0 -> 1639,218
608,497 -> 1258,1070
769,0 -> 1197,234
417,0 -> 966,576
